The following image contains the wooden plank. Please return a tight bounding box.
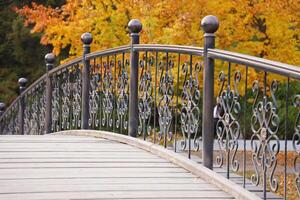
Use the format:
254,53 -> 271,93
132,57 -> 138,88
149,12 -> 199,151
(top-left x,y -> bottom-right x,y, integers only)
0,158 -> 170,163
0,162 -> 179,169
0,172 -> 194,179
0,177 -> 207,185
0,167 -> 188,174
0,135 -> 235,200
0,183 -> 222,193
0,191 -> 234,200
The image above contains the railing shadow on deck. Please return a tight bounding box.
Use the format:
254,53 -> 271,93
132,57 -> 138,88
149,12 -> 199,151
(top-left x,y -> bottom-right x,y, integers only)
0,15 -> 300,200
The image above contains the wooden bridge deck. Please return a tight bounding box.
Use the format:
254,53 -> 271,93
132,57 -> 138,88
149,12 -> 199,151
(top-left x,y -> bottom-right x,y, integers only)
0,135 -> 235,200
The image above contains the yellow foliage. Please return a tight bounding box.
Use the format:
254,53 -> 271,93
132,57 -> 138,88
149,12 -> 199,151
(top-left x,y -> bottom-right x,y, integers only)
16,0 -> 300,68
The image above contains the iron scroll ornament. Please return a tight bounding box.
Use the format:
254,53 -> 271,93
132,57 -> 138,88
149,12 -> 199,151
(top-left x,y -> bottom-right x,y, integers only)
71,66 -> 82,129
24,83 -> 46,135
215,70 -> 241,172
102,60 -> 114,128
61,73 -> 71,130
158,59 -> 174,147
138,56 -> 153,140
89,64 -> 100,129
116,59 -> 129,132
51,74 -> 60,132
180,62 -> 202,158
250,79 -> 280,192
292,94 -> 300,196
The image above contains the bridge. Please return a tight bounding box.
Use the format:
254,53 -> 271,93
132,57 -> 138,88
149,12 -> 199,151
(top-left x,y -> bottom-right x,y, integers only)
0,15 -> 299,200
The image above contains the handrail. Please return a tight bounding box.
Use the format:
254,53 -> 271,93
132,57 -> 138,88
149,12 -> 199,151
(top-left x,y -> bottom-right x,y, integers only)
0,74 -> 47,121
0,45 -> 132,122
2,44 -> 300,122
86,45 -> 131,59
133,44 -> 204,55
208,48 -> 300,79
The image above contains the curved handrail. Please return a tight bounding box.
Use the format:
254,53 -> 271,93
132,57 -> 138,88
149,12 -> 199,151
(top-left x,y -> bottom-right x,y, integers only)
0,45 -> 132,122
2,44 -> 300,121
86,45 -> 131,60
208,48 -> 300,79
133,44 -> 204,55
48,57 -> 83,76
0,74 -> 47,120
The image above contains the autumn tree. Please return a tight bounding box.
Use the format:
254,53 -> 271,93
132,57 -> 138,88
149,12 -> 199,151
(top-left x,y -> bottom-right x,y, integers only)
16,0 -> 300,66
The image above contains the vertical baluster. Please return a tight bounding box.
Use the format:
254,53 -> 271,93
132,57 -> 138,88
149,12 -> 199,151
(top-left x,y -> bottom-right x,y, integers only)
188,55 -> 193,159
164,52 -> 169,148
99,56 -> 103,130
263,71 -> 267,200
128,19 -> 142,138
45,53 -> 55,134
174,53 -> 180,152
0,102 -> 5,117
154,52 -> 158,143
0,102 -> 5,134
18,77 -> 28,135
243,65 -> 248,188
113,54 -> 117,132
201,15 -> 219,169
226,62 -> 231,179
284,77 -> 289,200
81,32 -> 93,129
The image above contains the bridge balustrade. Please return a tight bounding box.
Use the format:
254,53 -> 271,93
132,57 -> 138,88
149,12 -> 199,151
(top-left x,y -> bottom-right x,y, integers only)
0,15 -> 300,200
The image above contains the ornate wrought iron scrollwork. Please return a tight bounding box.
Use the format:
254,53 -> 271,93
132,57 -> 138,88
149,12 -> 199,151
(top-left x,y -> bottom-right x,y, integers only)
89,64 -> 100,128
292,95 -> 300,196
138,56 -> 153,140
102,60 -> 114,128
61,73 -> 71,130
24,82 -> 46,135
116,59 -> 129,132
3,103 -> 19,135
51,74 -> 61,132
215,70 -> 241,173
158,59 -> 174,147
180,62 -> 202,158
71,66 -> 82,129
250,79 -> 280,192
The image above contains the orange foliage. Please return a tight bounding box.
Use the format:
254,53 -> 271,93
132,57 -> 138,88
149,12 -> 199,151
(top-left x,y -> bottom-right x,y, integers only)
16,0 -> 300,67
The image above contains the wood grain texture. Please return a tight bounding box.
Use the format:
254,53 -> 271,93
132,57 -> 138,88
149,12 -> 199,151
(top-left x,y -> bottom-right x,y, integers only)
0,135 -> 235,200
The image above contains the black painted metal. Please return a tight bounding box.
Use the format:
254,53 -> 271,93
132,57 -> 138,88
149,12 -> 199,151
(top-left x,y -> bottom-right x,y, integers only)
201,15 -> 219,170
0,103 -> 5,116
128,19 -> 142,138
1,15 -> 300,200
45,53 -> 55,134
208,49 -> 300,79
81,32 -> 93,129
18,78 -> 27,135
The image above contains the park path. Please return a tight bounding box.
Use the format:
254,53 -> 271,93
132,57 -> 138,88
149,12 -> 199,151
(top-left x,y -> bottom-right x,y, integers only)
0,135 -> 234,200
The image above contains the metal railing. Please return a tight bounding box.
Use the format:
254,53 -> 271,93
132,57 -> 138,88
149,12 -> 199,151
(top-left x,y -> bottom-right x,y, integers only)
0,15 -> 300,200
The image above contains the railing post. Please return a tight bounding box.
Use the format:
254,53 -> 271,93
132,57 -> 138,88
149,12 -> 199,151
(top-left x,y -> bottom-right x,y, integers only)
201,15 -> 219,169
0,102 -> 5,133
18,77 -> 28,135
45,53 -> 55,134
128,19 -> 142,137
0,102 -> 5,117
81,32 -> 93,129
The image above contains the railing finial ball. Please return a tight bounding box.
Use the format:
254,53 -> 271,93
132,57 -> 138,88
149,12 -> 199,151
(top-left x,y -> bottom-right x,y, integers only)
0,102 -> 5,111
128,19 -> 142,34
201,15 -> 219,34
81,32 -> 93,45
18,77 -> 28,87
45,53 -> 55,64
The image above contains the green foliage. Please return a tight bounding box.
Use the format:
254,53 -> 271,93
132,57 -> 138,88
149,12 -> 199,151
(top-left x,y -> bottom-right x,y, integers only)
0,0 -> 65,105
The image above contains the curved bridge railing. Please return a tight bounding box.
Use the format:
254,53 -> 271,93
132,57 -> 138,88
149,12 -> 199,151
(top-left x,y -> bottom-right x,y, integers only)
0,15 -> 300,200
